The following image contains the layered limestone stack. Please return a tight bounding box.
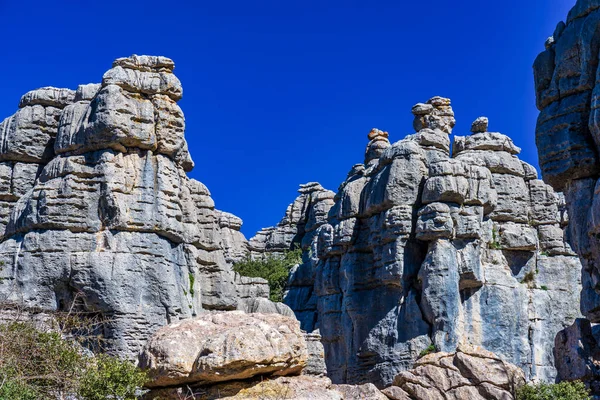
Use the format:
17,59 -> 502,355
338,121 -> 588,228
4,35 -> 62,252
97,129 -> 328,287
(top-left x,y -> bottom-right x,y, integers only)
386,344 -> 526,400
533,0 -> 600,393
248,182 -> 335,258
0,87 -> 75,237
255,97 -> 582,387
0,55 -> 273,358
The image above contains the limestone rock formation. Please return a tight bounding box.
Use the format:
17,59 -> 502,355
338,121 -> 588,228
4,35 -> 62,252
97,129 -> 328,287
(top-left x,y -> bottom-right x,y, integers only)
145,376 -> 346,400
254,97 -> 582,387
139,311 -> 307,388
0,55 -> 276,358
534,0 -> 600,393
141,311 -> 350,400
141,312 -> 525,400
389,345 -> 525,400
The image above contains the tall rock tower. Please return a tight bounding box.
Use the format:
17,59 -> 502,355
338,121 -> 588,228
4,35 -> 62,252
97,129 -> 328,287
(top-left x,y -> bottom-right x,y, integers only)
0,55 -> 276,357
252,97 -> 582,387
534,0 -> 600,392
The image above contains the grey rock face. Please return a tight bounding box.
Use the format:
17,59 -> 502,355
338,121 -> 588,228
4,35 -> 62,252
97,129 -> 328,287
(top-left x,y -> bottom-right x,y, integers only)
0,55 -> 273,358
553,318 -> 600,391
534,2 -> 600,393
258,98 -> 581,387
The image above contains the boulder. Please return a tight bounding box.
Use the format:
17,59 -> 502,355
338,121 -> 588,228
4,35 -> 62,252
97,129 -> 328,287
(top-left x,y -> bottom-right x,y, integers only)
392,345 -> 525,400
139,311 -> 307,388
144,376 -> 344,400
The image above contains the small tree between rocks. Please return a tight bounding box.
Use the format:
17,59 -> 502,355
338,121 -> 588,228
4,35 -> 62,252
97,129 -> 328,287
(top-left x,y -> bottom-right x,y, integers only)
233,248 -> 302,302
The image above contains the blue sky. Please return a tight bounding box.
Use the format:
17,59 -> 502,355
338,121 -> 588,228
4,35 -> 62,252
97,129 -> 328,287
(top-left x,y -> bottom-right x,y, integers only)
0,0 -> 574,237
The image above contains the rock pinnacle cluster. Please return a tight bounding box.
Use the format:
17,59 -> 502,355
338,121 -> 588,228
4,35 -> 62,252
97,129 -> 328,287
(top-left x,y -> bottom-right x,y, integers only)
0,55 -> 285,358
3,1 -> 600,395
248,97 -> 581,387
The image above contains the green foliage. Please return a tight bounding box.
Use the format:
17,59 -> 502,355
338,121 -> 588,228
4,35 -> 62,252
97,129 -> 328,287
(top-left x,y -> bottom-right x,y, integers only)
78,354 -> 147,400
540,285 -> 549,291
489,228 -> 502,250
188,272 -> 196,297
516,381 -> 590,400
0,377 -> 40,400
234,248 -> 303,302
0,321 -> 83,397
418,344 -> 437,358
0,320 -> 147,400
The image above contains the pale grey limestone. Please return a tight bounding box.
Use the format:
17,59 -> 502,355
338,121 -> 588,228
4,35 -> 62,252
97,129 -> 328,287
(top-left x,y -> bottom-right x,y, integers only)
0,55 -> 278,359
252,101 -> 582,388
534,2 -> 600,393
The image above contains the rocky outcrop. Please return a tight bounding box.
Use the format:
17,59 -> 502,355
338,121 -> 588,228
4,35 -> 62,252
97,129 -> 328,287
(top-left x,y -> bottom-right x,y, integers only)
140,311 -> 307,388
258,98 -> 581,387
534,0 -> 600,393
141,311 -> 343,400
145,375 -> 345,400
0,55 -> 275,358
248,182 -> 335,259
389,345 -> 525,400
141,311 -> 524,399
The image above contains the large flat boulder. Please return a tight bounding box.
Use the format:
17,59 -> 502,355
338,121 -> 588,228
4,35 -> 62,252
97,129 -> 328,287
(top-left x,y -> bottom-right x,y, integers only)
139,311 -> 308,388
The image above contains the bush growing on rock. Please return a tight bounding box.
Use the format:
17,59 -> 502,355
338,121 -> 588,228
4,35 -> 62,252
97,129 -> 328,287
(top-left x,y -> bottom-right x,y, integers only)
516,381 -> 590,400
0,318 -> 147,400
234,249 -> 302,302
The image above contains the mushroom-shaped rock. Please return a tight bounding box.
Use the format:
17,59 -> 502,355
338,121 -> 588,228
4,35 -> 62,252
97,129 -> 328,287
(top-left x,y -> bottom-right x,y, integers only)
139,311 -> 308,388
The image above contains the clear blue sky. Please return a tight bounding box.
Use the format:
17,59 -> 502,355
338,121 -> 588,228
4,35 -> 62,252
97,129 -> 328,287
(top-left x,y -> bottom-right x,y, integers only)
0,0 -> 574,237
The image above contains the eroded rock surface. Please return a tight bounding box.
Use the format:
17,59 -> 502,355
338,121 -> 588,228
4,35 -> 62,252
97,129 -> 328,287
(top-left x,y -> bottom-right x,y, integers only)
254,98 -> 582,387
534,0 -> 600,393
390,345 -> 525,400
140,311 -> 307,388
0,55 -> 274,358
145,376 -> 345,400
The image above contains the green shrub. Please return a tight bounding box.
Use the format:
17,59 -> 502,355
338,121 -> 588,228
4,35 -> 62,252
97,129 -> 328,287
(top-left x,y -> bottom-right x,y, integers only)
0,319 -> 147,400
418,344 -> 437,358
234,248 -> 302,302
0,377 -> 40,400
78,354 -> 147,400
516,381 -> 590,400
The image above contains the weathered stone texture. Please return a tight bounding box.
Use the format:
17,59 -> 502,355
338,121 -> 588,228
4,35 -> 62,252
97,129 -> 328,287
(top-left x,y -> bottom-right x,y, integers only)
391,345 -> 525,400
255,98 -> 582,387
534,1 -> 600,394
0,55 -> 274,358
140,311 -> 307,388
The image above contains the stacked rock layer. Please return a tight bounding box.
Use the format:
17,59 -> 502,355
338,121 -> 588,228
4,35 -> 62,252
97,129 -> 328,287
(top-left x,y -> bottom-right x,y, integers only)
250,97 -> 582,387
0,55 -> 276,358
534,0 -> 600,393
